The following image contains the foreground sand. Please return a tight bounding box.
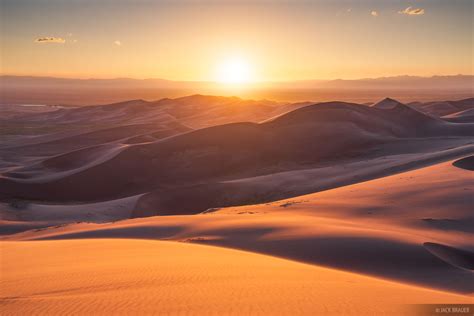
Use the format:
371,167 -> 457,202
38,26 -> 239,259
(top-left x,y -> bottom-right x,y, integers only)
1,239 -> 471,316
8,158 -> 473,294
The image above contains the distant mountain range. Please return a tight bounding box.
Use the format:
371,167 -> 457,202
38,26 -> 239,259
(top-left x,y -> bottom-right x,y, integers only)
2,74 -> 472,89
313,75 -> 473,90
1,75 -> 472,105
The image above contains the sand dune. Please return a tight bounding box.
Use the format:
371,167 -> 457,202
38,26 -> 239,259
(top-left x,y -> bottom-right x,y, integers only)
2,95 -> 286,128
7,157 -> 473,294
424,242 -> 474,271
411,97 -> 474,117
453,155 -> 474,171
0,104 -> 62,120
1,239 -> 471,316
0,194 -> 140,234
372,97 -> 406,109
134,144 -> 473,216
0,95 -> 289,148
2,100 -> 472,205
443,108 -> 474,123
0,122 -> 190,172
0,95 -> 299,172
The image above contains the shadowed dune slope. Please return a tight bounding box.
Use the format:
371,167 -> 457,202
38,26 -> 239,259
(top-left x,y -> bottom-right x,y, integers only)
424,242 -> 474,271
2,101 -> 473,204
1,239 -> 472,316
443,108 -> 474,123
453,155 -> 474,171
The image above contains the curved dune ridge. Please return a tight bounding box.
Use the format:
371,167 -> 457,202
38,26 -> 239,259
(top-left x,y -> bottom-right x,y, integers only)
412,98 -> 474,117
424,242 -> 474,271
1,239 -> 471,316
453,155 -> 474,171
443,108 -> 474,123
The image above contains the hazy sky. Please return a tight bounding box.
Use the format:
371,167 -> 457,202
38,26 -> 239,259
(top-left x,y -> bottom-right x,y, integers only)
1,0 -> 472,81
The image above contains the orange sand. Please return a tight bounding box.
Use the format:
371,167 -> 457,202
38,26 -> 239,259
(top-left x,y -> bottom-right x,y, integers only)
1,239 -> 471,315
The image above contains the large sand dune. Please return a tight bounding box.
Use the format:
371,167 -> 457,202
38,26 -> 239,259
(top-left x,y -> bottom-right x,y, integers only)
1,239 -> 471,316
0,95 -> 297,154
1,97 -> 473,225
0,95 -> 311,176
6,157 -> 473,294
1,100 -> 472,207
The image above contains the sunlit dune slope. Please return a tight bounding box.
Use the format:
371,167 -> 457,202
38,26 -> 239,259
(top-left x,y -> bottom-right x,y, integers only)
8,157 -> 473,293
1,239 -> 471,316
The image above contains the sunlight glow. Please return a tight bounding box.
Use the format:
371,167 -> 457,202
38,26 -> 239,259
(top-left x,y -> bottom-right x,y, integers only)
215,57 -> 253,84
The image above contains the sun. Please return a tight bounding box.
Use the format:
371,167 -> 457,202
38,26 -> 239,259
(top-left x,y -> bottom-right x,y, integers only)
215,57 -> 253,84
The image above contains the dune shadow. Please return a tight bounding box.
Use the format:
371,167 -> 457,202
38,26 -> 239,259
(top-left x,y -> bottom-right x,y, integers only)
424,242 -> 474,271
453,155 -> 474,171
198,235 -> 474,294
25,222 -> 474,293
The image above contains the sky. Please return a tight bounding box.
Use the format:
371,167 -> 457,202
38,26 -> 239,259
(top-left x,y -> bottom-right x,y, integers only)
1,0 -> 472,81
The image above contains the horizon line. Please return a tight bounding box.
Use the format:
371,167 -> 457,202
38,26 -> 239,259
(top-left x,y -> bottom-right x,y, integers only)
1,73 -> 472,83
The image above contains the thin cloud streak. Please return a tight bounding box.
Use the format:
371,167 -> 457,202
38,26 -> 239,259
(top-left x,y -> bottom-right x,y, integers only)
399,7 -> 425,15
35,37 -> 66,44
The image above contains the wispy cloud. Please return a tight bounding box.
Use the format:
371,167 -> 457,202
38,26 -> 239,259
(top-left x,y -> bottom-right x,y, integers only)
371,11 -> 378,17
34,37 -> 66,44
398,6 -> 425,15
114,40 -> 122,46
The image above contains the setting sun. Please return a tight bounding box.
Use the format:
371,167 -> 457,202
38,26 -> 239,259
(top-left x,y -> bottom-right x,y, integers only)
215,57 -> 253,84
